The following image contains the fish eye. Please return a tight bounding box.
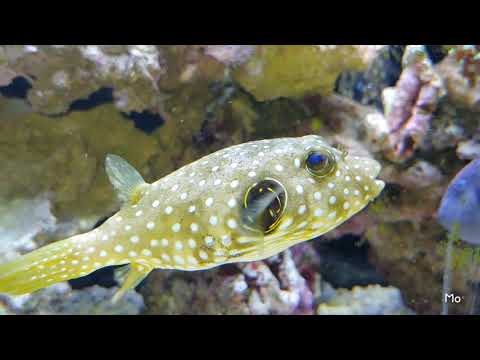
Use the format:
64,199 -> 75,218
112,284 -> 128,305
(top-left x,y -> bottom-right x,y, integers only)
305,149 -> 336,178
241,178 -> 287,234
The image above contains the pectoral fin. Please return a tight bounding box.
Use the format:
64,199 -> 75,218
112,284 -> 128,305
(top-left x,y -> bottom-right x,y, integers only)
111,263 -> 152,304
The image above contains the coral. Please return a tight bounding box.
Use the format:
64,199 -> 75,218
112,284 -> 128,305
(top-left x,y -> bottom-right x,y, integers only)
317,285 -> 415,315
457,138 -> 480,160
201,45 -> 256,67
450,45 -> 480,87
336,45 -> 404,110
233,45 -> 369,102
0,45 -> 165,114
383,45 -> 446,162
142,249 -> 317,315
0,100 -> 159,245
381,160 -> 445,190
0,283 -> 144,315
0,196 -> 56,263
436,54 -> 480,111
303,93 -> 390,154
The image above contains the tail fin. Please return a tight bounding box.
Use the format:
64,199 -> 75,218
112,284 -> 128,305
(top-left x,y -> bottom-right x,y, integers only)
0,234 -> 106,296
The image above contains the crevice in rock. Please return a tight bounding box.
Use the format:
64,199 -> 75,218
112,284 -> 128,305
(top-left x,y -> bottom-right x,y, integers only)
0,76 -> 32,98
69,87 -> 114,111
121,111 -> 164,134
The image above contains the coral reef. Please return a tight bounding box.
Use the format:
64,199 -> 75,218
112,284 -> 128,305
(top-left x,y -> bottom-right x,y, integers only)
1,45 -> 479,315
141,249 -> 316,315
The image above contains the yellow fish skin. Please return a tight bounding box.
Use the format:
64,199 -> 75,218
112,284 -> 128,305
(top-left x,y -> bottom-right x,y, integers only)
0,135 -> 385,301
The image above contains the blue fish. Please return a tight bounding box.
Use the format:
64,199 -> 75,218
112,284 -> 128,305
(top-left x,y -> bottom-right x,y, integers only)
438,159 -> 480,245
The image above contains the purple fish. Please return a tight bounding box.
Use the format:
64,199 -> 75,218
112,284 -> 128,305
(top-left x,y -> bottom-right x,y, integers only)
438,159 -> 480,245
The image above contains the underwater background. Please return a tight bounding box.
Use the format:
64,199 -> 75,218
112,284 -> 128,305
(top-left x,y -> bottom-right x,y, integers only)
0,45 -> 478,315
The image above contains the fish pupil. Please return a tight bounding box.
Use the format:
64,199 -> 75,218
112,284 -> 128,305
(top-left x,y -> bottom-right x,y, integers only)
307,152 -> 327,169
242,179 -> 287,234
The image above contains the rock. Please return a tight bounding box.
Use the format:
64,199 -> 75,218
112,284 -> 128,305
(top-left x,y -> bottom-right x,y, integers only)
0,283 -> 144,315
317,285 -> 415,315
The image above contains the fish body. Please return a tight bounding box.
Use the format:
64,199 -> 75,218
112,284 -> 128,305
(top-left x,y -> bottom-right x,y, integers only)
0,135 -> 385,301
438,158 -> 480,245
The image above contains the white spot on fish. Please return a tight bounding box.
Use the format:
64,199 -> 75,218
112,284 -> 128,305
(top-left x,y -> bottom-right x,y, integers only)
190,223 -> 199,233
209,216 -> 219,226
228,198 -> 237,208
172,223 -> 181,233
298,205 -> 307,215
227,219 -> 238,229
314,209 -> 324,217
205,198 -> 214,207
204,236 -> 214,247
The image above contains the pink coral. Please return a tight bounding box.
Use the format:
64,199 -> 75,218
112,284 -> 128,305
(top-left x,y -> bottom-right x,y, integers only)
384,59 -> 445,162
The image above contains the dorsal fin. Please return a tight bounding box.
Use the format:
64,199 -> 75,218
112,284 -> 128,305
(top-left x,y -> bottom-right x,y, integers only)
105,154 -> 148,204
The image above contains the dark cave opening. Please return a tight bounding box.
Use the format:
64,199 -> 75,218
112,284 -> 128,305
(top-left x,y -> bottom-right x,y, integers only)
315,234 -> 387,289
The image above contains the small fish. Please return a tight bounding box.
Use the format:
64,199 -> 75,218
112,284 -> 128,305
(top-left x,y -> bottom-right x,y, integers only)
438,158 -> 480,245
0,135 -> 385,302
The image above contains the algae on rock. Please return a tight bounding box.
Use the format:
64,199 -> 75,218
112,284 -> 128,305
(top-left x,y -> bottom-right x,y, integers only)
233,45 -> 368,101
0,100 -> 159,243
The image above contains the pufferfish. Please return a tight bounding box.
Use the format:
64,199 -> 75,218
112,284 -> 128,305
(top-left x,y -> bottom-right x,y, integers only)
0,135 -> 385,302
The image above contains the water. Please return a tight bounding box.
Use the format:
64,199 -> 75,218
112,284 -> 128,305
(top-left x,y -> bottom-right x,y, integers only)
0,45 -> 478,315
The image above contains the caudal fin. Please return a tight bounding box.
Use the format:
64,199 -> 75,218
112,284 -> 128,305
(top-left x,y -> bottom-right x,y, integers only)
0,234 -> 105,296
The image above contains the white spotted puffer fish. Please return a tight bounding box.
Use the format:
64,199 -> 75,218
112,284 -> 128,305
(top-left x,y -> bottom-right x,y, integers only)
0,135 -> 385,302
